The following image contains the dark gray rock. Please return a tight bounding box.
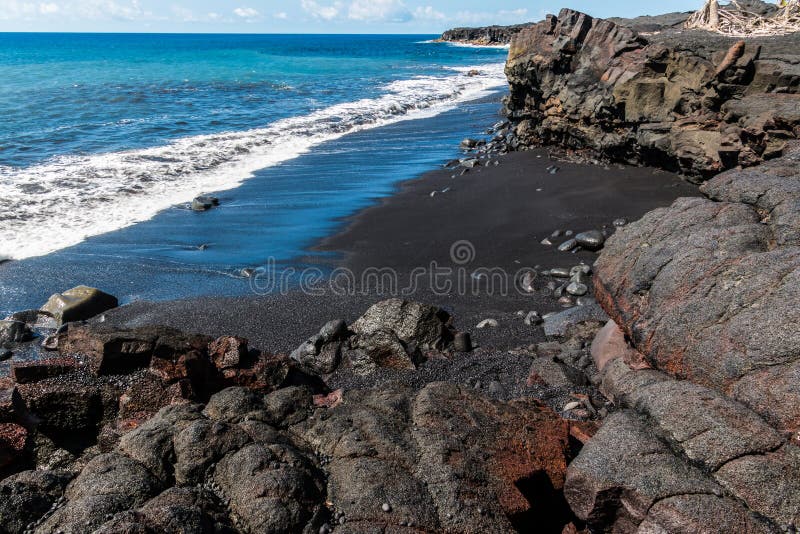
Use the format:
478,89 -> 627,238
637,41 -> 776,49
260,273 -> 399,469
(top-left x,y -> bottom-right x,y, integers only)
595,143 -> 800,435
565,411 -> 724,531
290,319 -> 348,375
543,303 -> 609,337
557,238 -> 578,252
191,195 -> 218,211
574,230 -> 605,251
0,320 -> 34,344
453,331 -> 473,352
37,453 -> 162,533
439,23 -> 532,45
213,442 -> 324,533
202,386 -> 265,423
0,470 -> 73,534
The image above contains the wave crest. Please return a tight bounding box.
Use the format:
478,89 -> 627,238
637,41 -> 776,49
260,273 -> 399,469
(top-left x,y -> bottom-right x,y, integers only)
0,63 -> 506,260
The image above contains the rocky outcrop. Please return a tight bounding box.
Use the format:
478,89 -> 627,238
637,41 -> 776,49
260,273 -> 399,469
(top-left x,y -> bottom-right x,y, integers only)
594,141 -> 800,436
573,140 -> 800,531
0,299 -> 590,532
564,356 -> 797,532
504,9 -> 800,180
3,382 -> 573,533
439,24 -> 531,45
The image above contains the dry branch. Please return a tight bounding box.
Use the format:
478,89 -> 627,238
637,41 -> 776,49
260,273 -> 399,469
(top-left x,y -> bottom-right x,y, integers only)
685,0 -> 800,36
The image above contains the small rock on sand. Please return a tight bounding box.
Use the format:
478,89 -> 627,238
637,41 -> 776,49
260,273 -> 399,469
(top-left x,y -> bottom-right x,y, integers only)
575,230 -> 605,251
476,319 -> 499,329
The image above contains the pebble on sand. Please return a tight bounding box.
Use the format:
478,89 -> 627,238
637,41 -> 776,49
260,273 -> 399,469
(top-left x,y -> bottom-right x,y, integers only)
558,238 -> 578,252
575,230 -> 605,251
566,282 -> 588,296
477,319 -> 499,329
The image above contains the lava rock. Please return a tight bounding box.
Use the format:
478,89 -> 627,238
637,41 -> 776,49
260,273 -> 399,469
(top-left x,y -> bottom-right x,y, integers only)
0,320 -> 34,344
40,286 -> 118,326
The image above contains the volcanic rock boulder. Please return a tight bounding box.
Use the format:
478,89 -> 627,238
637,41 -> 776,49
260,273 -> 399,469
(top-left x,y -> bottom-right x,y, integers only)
40,286 -> 118,326
349,298 -> 454,351
0,470 -> 73,533
291,299 -> 461,376
504,8 -> 800,179
566,358 -> 794,532
297,382 -> 572,532
0,320 -> 34,344
594,141 -> 800,435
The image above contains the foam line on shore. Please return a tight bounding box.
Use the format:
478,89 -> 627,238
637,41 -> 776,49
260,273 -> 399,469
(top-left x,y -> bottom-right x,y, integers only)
0,63 -> 506,261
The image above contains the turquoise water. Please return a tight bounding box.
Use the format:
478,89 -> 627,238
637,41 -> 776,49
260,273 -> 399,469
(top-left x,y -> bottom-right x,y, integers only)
0,34 -> 508,312
0,34 -> 507,260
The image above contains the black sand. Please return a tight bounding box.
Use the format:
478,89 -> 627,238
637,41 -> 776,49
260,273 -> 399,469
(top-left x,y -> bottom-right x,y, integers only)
104,148 -> 698,360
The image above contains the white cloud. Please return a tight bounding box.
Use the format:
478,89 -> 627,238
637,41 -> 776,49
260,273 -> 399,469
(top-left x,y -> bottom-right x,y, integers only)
301,0 -> 341,21
233,6 -> 259,19
73,0 -> 154,21
347,0 -> 410,22
0,1 -> 38,19
452,8 -> 530,26
39,2 -> 59,14
274,11 -> 288,19
413,5 -> 444,21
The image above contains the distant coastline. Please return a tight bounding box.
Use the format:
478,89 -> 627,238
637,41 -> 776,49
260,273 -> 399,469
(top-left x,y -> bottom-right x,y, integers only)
435,23 -> 532,46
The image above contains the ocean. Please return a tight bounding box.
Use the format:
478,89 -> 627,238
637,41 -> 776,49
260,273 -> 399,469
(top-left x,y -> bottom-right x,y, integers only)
0,33 -> 509,313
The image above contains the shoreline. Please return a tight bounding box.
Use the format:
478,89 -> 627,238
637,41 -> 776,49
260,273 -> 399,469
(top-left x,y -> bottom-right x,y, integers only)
2,7 -> 799,532
99,148 -> 698,355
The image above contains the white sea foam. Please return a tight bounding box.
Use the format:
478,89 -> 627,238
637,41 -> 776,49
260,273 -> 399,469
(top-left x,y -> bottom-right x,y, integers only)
444,42 -> 511,50
417,39 -> 510,50
0,63 -> 507,260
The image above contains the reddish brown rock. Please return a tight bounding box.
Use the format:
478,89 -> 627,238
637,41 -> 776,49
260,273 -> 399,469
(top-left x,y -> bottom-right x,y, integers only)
300,383 -> 573,532
17,382 -> 102,433
118,375 -> 194,420
313,388 -> 343,409
0,423 -> 28,470
590,320 -> 648,371
208,335 -> 248,370
59,324 -> 215,377
219,353 -> 292,393
568,421 -> 599,445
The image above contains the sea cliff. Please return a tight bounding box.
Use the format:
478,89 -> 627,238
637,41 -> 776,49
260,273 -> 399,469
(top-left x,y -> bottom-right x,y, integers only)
437,24 -> 531,45
504,8 -> 800,179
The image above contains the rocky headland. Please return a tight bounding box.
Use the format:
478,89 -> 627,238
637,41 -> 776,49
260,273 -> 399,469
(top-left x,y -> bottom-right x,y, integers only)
504,6 -> 800,180
1,5 -> 799,534
437,24 -> 532,46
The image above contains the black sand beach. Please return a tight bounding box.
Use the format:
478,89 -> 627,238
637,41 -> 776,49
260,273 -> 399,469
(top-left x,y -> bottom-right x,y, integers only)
5,5 -> 800,532
103,149 -> 698,356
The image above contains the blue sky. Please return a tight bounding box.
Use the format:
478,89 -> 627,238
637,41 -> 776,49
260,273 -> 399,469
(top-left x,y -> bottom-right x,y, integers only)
0,0 -> 706,32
